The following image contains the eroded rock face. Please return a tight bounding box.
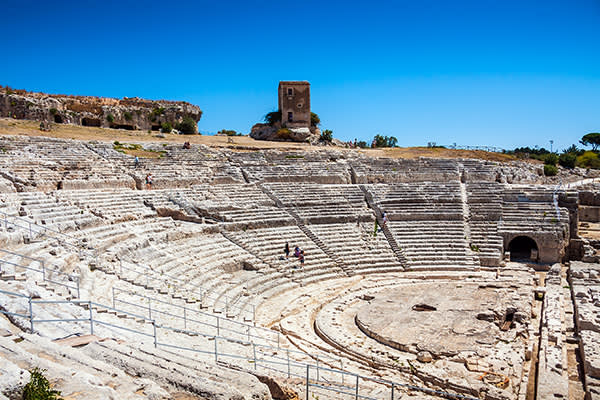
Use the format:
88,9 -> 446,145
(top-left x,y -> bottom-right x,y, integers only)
0,86 -> 202,132
250,123 -> 320,143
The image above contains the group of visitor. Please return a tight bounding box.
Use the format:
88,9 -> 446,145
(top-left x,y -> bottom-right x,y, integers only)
284,242 -> 305,267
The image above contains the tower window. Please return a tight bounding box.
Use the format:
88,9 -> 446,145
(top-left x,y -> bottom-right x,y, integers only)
287,88 -> 293,96
288,112 -> 293,122
297,103 -> 303,108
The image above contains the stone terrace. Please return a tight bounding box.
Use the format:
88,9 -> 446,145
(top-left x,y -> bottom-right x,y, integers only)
0,134 -> 586,399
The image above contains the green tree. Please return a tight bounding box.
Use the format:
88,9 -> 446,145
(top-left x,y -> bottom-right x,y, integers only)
562,144 -> 580,154
106,114 -> 114,123
373,134 -> 398,148
311,112 -> 320,127
176,116 -> 198,134
580,133 -> 600,151
542,153 -> 558,166
558,153 -> 576,169
161,122 -> 172,133
320,129 -> 333,142
264,111 -> 281,126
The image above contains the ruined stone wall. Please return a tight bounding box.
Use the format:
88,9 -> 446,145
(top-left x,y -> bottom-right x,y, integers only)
0,86 -> 202,131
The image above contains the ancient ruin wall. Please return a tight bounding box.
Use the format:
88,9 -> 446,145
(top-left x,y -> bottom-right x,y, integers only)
0,86 -> 202,131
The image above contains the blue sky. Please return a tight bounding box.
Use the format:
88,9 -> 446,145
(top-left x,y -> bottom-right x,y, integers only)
1,0 -> 599,150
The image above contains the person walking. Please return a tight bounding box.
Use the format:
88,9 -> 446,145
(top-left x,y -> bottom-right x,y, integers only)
134,156 -> 139,168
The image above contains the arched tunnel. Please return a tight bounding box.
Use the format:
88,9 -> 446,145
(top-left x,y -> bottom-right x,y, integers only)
508,236 -> 538,262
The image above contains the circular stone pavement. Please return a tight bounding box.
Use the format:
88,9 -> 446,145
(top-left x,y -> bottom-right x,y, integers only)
355,282 -> 527,357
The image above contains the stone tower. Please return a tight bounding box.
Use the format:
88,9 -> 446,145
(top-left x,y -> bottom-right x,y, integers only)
278,81 -> 310,128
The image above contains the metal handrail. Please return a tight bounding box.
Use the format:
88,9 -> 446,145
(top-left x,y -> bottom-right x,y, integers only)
0,253 -> 80,298
0,210 -> 97,260
112,287 -> 275,344
117,258 -> 254,317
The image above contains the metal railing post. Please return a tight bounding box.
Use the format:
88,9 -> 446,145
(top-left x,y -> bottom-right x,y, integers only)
316,357 -> 319,382
183,307 -> 187,330
306,365 -> 309,400
76,277 -> 80,299
341,359 -> 344,385
287,350 -> 290,378
253,304 -> 256,326
28,297 -> 34,332
391,382 -> 394,400
112,287 -> 115,309
355,375 -> 359,400
148,299 -> 152,320
277,332 -> 280,349
89,301 -> 94,335
253,343 -> 257,370
153,321 -> 157,348
214,337 -> 218,363
41,261 -> 45,282
216,316 -> 220,336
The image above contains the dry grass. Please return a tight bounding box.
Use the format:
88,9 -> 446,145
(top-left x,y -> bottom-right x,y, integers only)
0,117 -> 517,163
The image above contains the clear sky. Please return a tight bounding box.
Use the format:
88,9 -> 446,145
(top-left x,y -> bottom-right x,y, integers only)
1,0 -> 599,151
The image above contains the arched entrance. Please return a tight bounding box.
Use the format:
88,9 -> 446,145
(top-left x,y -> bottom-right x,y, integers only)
508,236 -> 538,262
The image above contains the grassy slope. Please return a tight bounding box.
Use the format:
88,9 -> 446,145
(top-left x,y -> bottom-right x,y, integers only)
0,118 -> 518,162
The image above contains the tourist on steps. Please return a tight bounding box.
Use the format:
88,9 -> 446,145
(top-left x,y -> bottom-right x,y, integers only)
284,242 -> 290,258
145,173 -> 153,190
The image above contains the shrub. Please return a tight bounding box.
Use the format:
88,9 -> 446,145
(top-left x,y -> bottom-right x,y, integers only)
175,116 -> 198,134
356,140 -> 368,149
123,111 -> 133,121
311,112 -> 320,127
577,151 -> 600,169
320,129 -> 333,142
106,114 -> 114,123
558,153 -> 577,169
23,367 -> 62,400
152,107 -> 165,116
161,122 -> 172,133
49,108 -> 57,115
264,111 -> 281,126
542,153 -> 558,166
275,128 -> 291,140
218,129 -> 241,136
544,164 -> 558,176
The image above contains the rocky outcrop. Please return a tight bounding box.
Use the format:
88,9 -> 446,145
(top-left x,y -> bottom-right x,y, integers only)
0,86 -> 202,132
250,123 -> 320,143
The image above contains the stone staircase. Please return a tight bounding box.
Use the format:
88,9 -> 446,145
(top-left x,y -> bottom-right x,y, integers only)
359,185 -> 408,268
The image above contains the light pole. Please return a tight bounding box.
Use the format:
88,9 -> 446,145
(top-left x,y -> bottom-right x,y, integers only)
550,140 -> 554,153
